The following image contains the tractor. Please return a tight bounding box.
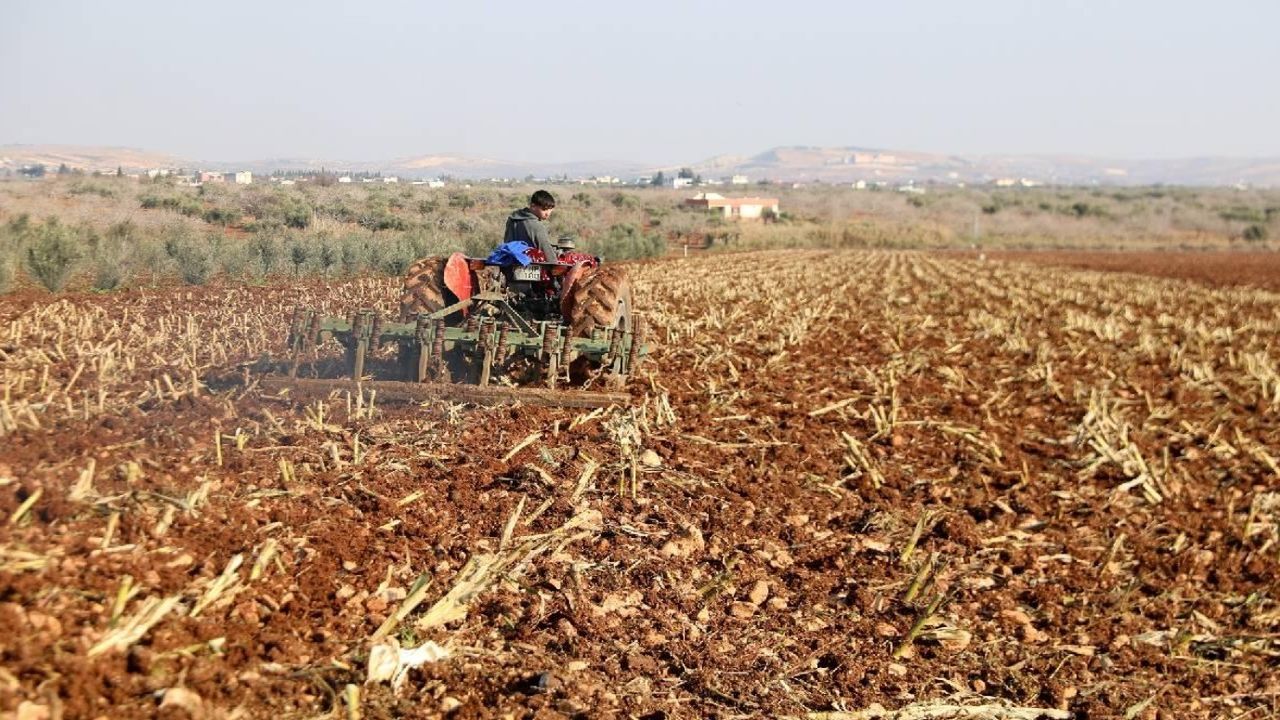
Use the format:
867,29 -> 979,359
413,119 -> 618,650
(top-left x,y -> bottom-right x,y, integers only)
281,241 -> 645,408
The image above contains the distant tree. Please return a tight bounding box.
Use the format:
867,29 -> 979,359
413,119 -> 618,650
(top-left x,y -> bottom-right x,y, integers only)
289,242 -> 310,274
117,166 -> 124,177
57,163 -> 70,175
677,167 -> 695,180
651,171 -> 666,187
20,164 -> 45,178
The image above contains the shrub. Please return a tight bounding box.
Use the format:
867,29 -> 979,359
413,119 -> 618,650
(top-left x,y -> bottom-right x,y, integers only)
203,207 -> 242,226
0,225 -> 16,293
249,234 -> 280,277
1220,206 -> 1265,223
91,254 -> 127,291
88,224 -> 133,291
317,239 -> 337,276
585,223 -> 664,261
25,218 -> 82,292
68,181 -> 118,199
1243,224 -> 1268,242
379,239 -> 415,277
340,236 -> 364,276
179,248 -> 214,285
289,242 -> 311,275
447,192 -> 476,210
1067,202 -> 1107,219
282,200 -> 312,229
357,209 -> 408,233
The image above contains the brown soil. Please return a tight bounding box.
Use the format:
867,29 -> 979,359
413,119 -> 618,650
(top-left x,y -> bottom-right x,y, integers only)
982,249 -> 1280,292
1,250 -> 1277,719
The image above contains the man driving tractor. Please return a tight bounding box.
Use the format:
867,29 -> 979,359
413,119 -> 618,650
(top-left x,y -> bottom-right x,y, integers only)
504,190 -> 559,260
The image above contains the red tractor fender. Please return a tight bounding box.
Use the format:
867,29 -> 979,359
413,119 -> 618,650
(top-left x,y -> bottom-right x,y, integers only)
444,252 -> 474,309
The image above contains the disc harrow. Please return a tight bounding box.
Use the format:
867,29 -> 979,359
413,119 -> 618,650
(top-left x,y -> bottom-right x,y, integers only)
284,289 -> 647,407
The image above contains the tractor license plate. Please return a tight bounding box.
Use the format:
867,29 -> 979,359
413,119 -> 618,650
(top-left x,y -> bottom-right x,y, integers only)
513,266 -> 541,281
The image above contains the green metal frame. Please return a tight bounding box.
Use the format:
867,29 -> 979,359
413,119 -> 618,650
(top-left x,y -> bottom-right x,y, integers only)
287,291 -> 646,389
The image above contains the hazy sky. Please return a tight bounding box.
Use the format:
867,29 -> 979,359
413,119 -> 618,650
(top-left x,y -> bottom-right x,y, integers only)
3,0 -> 1278,163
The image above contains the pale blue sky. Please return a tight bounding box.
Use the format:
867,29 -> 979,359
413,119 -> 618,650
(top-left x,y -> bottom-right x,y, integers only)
2,0 -> 1277,163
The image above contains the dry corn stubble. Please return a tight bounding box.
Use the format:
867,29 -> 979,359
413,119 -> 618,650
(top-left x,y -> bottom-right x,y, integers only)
0,249 -> 1278,718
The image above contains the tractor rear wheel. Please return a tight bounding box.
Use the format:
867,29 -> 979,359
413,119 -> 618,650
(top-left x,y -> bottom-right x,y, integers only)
565,266 -> 634,382
398,256 -> 451,380
566,265 -> 632,339
400,256 -> 449,320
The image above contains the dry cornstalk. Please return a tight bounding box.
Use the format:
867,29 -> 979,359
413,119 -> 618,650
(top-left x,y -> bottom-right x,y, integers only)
190,554 -> 245,618
501,432 -> 543,462
88,595 -> 183,657
571,456 -> 599,504
413,509 -> 601,633
7,489 -> 42,526
805,697 -> 1070,719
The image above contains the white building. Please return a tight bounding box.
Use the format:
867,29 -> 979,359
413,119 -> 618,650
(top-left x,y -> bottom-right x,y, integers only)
685,192 -> 780,220
228,171 -> 252,185
730,175 -> 749,185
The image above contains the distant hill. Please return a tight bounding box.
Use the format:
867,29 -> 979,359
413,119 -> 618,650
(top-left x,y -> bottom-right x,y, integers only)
3,143 -> 1278,186
689,146 -> 1280,186
0,144 -> 186,173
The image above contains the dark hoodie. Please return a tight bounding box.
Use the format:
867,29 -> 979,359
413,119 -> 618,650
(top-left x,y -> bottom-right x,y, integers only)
503,208 -> 556,260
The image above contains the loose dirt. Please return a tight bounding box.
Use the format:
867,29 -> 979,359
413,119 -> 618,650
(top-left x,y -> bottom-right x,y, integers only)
1,250 -> 1277,719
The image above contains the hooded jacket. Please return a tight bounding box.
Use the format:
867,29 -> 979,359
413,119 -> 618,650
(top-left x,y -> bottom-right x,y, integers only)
503,208 -> 557,260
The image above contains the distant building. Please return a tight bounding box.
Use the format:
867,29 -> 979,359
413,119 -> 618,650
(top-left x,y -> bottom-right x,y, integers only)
730,175 -> 749,185
383,176 -> 398,183
685,192 -> 779,220
671,177 -> 694,189
196,171 -> 224,184
338,176 -> 353,183
228,171 -> 252,185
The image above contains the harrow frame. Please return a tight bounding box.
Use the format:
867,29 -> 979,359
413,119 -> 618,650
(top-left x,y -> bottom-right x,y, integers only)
286,290 -> 646,392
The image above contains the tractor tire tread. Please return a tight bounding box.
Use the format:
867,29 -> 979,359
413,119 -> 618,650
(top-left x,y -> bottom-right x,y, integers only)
567,266 -> 631,338
400,256 -> 449,320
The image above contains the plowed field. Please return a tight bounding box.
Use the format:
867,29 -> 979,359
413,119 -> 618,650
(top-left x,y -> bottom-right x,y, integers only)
2,251 -> 1278,719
